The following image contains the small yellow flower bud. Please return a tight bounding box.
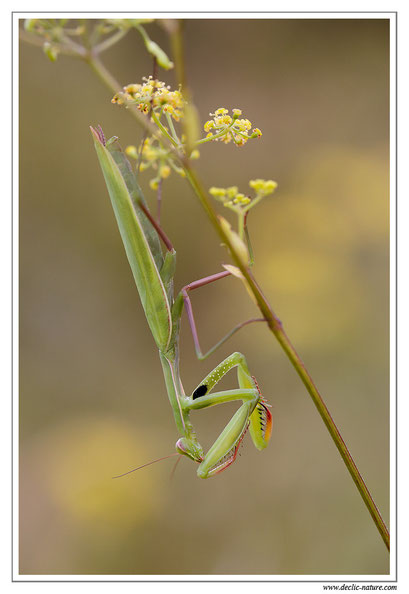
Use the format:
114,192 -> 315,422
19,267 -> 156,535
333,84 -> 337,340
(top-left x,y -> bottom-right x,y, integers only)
209,187 -> 227,198
220,115 -> 233,126
264,180 -> 278,193
124,84 -> 141,94
159,165 -> 171,179
226,186 -> 238,199
43,42 -> 59,62
248,179 -> 278,199
111,94 -> 123,105
235,119 -> 251,131
125,145 -> 138,159
249,179 -> 264,191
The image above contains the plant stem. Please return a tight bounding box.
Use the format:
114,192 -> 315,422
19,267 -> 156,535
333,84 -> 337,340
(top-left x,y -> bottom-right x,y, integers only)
86,52 -> 122,93
19,28 -> 87,57
94,28 -> 129,54
151,111 -> 179,147
165,112 -> 180,145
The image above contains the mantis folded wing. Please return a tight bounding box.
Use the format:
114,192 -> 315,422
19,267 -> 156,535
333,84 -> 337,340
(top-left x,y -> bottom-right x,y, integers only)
91,126 -> 272,478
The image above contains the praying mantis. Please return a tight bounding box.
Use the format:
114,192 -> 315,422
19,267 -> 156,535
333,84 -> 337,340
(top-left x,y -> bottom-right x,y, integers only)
90,125 -> 272,478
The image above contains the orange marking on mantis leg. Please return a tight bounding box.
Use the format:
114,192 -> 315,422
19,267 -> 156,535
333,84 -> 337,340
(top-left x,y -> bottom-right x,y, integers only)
251,376 -> 273,446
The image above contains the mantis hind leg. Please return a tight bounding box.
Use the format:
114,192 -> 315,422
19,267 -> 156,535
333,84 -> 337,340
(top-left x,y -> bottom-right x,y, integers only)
185,352 -> 272,478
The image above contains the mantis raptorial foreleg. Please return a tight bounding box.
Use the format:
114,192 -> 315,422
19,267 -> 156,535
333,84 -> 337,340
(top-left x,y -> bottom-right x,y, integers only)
178,352 -> 272,478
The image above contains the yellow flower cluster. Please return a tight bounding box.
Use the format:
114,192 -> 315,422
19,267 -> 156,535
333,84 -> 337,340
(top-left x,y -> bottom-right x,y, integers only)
204,108 -> 262,146
209,186 -> 251,210
112,77 -> 185,121
249,179 -> 278,195
209,179 -> 277,214
125,137 -> 187,191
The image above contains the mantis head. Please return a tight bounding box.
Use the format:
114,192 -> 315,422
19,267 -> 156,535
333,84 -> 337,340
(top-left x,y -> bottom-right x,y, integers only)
175,437 -> 204,463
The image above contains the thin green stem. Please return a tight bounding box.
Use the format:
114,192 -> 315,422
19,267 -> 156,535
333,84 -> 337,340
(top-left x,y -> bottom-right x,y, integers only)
20,28 -> 87,57
86,52 -> 122,92
237,211 -> 245,241
244,217 -> 255,267
94,28 -> 129,54
151,111 -> 179,147
134,24 -> 150,45
243,193 -> 263,214
195,129 -> 232,146
165,112 -> 180,145
272,327 -> 391,551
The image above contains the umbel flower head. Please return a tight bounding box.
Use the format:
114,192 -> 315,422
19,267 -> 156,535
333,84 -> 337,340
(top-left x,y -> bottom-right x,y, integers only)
112,77 -> 185,121
204,108 -> 262,146
209,179 -> 277,215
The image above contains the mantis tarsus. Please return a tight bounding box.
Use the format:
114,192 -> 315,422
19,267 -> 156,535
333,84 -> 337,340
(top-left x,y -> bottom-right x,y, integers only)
91,125 -> 273,478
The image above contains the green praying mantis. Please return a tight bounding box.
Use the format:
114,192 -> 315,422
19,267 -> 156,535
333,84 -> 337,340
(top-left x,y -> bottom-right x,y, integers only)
91,125 -> 272,478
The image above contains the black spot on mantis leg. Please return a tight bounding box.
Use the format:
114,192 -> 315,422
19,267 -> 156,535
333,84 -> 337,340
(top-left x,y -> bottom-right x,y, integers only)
192,384 -> 208,399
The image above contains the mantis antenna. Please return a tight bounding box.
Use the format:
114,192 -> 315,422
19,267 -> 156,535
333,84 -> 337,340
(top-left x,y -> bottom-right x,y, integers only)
112,453 -> 180,479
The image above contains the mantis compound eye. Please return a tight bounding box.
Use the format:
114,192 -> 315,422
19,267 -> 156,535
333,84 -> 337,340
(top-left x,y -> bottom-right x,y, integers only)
175,438 -> 203,463
175,438 -> 188,454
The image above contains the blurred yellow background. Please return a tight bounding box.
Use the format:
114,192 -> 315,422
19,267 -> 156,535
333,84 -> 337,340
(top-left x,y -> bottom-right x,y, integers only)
19,18 -> 390,575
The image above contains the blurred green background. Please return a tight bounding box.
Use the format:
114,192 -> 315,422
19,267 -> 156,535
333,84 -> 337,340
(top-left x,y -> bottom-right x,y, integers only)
19,18 -> 390,575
